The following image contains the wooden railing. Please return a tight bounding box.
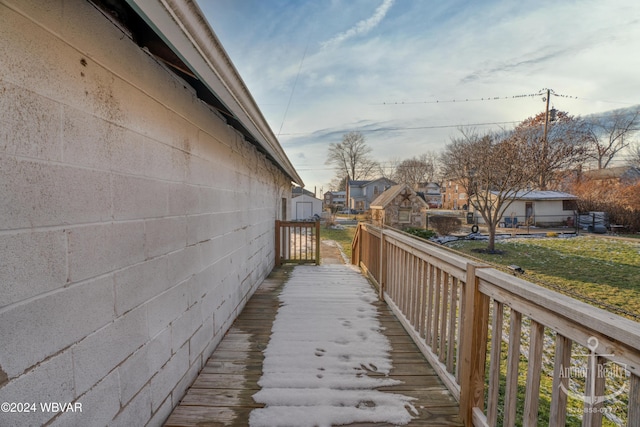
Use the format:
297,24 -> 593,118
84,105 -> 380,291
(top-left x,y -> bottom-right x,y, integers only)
352,223 -> 640,426
275,220 -> 320,266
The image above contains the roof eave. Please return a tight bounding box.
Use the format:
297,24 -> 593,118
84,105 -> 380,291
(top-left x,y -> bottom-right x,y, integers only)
125,0 -> 303,186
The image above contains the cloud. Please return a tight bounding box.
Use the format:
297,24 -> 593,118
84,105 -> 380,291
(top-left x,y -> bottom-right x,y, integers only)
321,0 -> 395,50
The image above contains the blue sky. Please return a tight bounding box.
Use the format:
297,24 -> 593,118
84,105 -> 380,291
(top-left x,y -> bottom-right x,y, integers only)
199,0 -> 640,194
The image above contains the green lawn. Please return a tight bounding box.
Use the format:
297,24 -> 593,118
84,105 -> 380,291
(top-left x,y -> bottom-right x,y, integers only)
446,236 -> 640,320
319,225 -> 356,260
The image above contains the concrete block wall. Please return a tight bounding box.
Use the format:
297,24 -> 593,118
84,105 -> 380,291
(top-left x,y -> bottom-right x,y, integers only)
0,1 -> 291,425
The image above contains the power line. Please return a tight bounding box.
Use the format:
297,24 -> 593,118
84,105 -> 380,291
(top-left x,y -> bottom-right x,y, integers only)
279,120 -> 520,137
376,89 -> 581,106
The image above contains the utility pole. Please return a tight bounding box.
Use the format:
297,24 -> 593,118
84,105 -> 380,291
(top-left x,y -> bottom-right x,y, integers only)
541,88 -> 552,190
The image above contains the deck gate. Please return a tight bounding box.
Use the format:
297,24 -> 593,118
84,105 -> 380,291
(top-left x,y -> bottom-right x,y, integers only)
275,220 -> 320,266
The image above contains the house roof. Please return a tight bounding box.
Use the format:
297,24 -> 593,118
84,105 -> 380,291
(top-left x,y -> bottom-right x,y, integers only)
122,0 -> 302,185
292,187 -> 315,197
582,166 -> 640,181
492,190 -> 578,200
370,184 -> 429,209
348,178 -> 396,188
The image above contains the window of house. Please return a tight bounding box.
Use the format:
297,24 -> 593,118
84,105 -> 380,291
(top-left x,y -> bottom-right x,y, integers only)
398,208 -> 411,223
563,200 -> 577,211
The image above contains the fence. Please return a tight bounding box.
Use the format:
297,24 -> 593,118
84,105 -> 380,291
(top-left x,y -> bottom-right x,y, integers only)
275,220 -> 320,266
352,222 -> 640,426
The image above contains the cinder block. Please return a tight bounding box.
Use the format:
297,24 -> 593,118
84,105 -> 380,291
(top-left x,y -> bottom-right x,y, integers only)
168,182 -> 200,217
147,282 -> 190,338
114,256 -> 170,316
144,216 -> 187,259
0,156 -> 112,230
167,245 -> 202,290
0,81 -> 63,162
118,327 -> 171,405
111,383 -> 152,427
72,305 -> 148,395
49,369 -> 120,427
62,108 -> 125,170
143,139 -> 186,183
189,318 -> 213,365
170,305 -> 201,353
67,221 -> 145,283
0,350 -> 74,427
0,276 -> 114,378
111,174 -> 169,221
171,358 -> 200,407
0,229 -> 67,307
186,214 -> 211,246
150,343 -> 189,412
146,392 -> 173,427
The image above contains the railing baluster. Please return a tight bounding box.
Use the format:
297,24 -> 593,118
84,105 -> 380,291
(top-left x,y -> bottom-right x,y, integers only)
583,355 -> 606,427
523,320 -> 545,427
504,309 -> 522,427
432,268 -> 442,353
446,277 -> 458,373
550,334 -> 572,426
419,261 -> 428,339
439,272 -> 450,363
425,264 -> 434,346
487,300 -> 503,426
629,373 -> 640,427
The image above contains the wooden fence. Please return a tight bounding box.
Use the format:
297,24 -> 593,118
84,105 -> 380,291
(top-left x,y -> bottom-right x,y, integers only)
352,222 -> 640,426
275,220 -> 320,267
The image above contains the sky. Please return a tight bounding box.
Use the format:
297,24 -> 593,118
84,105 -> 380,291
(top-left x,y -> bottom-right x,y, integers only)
198,0 -> 640,196
249,264 -> 417,426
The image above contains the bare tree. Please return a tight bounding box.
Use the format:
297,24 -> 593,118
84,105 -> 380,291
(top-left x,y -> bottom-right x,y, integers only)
512,110 -> 590,190
441,129 -> 539,252
628,142 -> 640,168
325,131 -> 379,181
376,157 -> 401,182
393,156 -> 433,189
584,107 -> 640,169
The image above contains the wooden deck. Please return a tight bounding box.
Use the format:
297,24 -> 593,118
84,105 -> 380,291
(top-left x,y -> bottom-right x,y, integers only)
165,248 -> 462,426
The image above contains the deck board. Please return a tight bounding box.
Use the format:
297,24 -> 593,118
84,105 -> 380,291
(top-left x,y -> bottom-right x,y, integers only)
165,261 -> 462,427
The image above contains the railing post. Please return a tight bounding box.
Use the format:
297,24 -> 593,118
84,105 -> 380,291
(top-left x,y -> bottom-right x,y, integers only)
275,220 -> 281,267
459,263 -> 490,426
315,220 -> 321,265
378,225 -> 385,301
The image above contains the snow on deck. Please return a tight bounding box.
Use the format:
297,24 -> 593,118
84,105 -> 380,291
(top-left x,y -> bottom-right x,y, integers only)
164,263 -> 462,427
249,265 -> 416,426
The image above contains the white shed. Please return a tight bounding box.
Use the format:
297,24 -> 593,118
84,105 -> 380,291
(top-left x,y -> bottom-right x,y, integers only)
291,194 -> 323,220
471,191 -> 578,227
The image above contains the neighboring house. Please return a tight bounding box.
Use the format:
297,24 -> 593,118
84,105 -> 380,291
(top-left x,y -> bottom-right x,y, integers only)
417,182 -> 442,208
324,190 -> 346,211
470,191 -> 578,227
291,194 -> 323,219
292,186 -> 316,198
348,178 -> 396,211
0,1 -> 301,426
441,179 -> 469,210
370,184 -> 429,229
580,166 -> 640,186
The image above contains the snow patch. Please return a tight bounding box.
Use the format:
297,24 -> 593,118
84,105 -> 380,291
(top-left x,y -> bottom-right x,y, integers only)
250,265 -> 416,426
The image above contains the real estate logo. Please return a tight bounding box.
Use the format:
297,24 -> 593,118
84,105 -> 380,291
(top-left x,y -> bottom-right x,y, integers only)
558,337 -> 628,409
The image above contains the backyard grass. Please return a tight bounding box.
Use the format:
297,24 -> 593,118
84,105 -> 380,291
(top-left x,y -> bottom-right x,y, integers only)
319,225 -> 356,260
446,236 -> 640,320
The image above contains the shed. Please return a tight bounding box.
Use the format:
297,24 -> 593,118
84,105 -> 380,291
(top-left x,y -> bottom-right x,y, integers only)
291,194 -> 323,220
370,184 -> 429,229
471,191 -> 578,227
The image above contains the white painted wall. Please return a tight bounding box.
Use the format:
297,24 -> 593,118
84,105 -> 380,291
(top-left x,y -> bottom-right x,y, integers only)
291,195 -> 323,219
0,1 -> 291,425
